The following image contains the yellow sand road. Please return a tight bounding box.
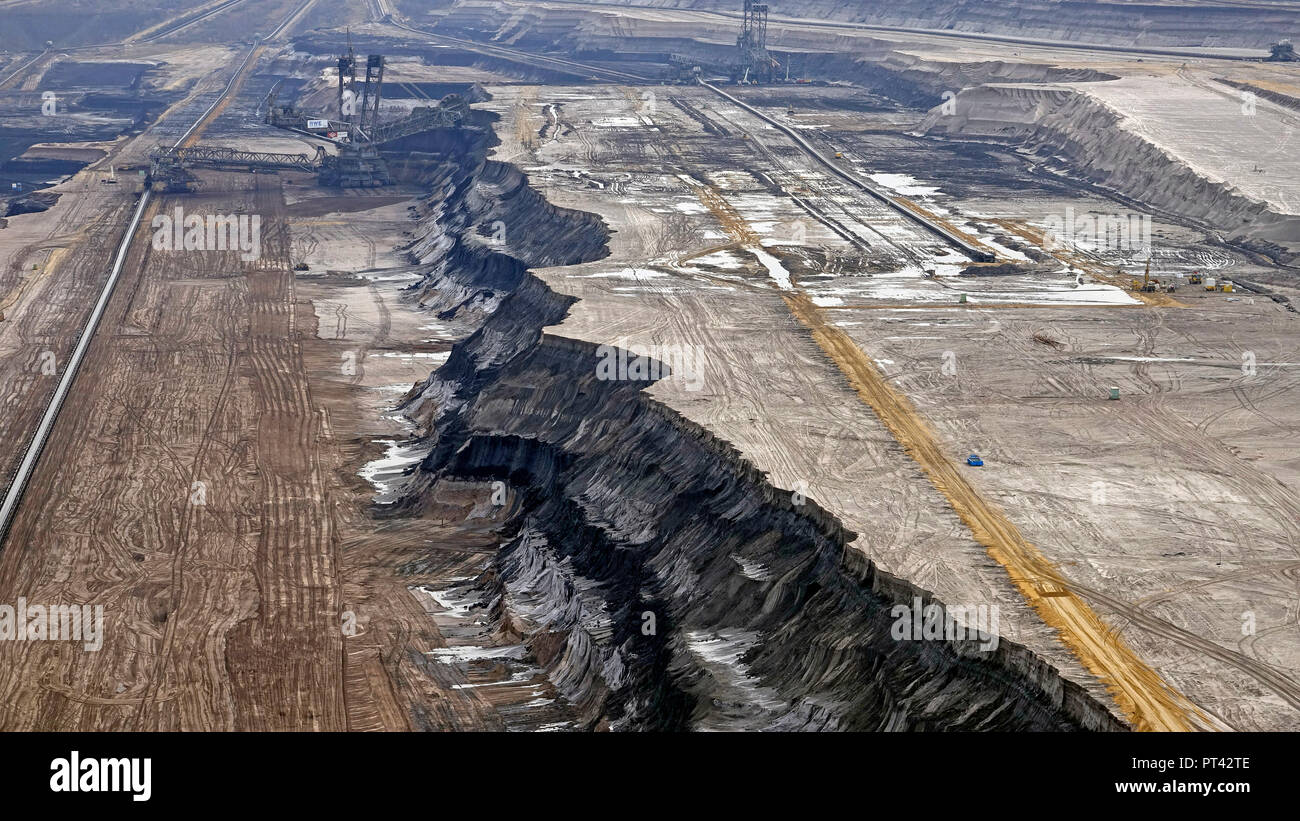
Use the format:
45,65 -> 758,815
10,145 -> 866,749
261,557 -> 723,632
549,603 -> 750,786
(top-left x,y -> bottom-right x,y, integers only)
689,171 -> 1207,730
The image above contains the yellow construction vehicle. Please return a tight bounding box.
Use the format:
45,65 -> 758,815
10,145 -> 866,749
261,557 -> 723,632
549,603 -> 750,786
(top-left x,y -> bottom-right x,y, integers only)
1133,258 -> 1158,292
1188,271 -> 1203,285
1219,280 -> 1234,293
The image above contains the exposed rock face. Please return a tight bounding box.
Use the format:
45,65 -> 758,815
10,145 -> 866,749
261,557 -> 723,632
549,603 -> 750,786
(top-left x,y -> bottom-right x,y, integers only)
506,0 -> 1299,49
385,111 -> 609,328
434,0 -> 1118,90
386,105 -> 1127,732
920,84 -> 1300,264
1,191 -> 59,218
796,51 -> 1118,108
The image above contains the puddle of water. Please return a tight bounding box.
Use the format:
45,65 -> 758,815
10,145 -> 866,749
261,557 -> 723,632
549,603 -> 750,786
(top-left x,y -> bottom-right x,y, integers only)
358,439 -> 431,501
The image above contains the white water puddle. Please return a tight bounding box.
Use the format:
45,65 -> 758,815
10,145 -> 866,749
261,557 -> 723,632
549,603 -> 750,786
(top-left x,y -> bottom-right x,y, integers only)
808,277 -> 1139,306
535,721 -> 572,732
449,669 -> 541,690
358,439 -> 430,499
972,283 -> 1139,305
428,644 -> 528,663
868,172 -> 943,198
415,583 -> 482,621
749,246 -> 793,290
372,351 -> 451,361
731,554 -> 776,582
413,582 -> 567,720
691,250 -> 747,270
685,630 -> 787,723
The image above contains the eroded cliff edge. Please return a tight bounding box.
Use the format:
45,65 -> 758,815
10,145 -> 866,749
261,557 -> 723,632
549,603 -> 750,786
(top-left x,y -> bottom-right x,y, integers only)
380,107 -> 1128,731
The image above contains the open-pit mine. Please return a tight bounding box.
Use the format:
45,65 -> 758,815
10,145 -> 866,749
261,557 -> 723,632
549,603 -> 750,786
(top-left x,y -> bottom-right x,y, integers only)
0,0 -> 1298,738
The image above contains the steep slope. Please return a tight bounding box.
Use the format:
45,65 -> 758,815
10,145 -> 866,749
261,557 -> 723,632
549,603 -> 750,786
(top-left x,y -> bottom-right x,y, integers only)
382,107 -> 1126,731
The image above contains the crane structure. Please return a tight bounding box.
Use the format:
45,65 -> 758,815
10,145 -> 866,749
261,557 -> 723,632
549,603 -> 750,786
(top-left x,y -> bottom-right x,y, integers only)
734,1 -> 778,83
146,144 -> 327,191
154,38 -> 465,190
356,53 -> 386,141
338,36 -> 357,125
336,36 -> 385,140
324,39 -> 393,186
149,144 -> 325,173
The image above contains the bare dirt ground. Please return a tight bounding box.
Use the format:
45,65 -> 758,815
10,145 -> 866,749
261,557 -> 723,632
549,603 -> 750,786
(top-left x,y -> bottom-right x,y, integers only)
0,176 -> 345,729
2,0 -> 1297,731
0,185 -> 135,499
481,82 -> 1300,731
0,76 -> 574,730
